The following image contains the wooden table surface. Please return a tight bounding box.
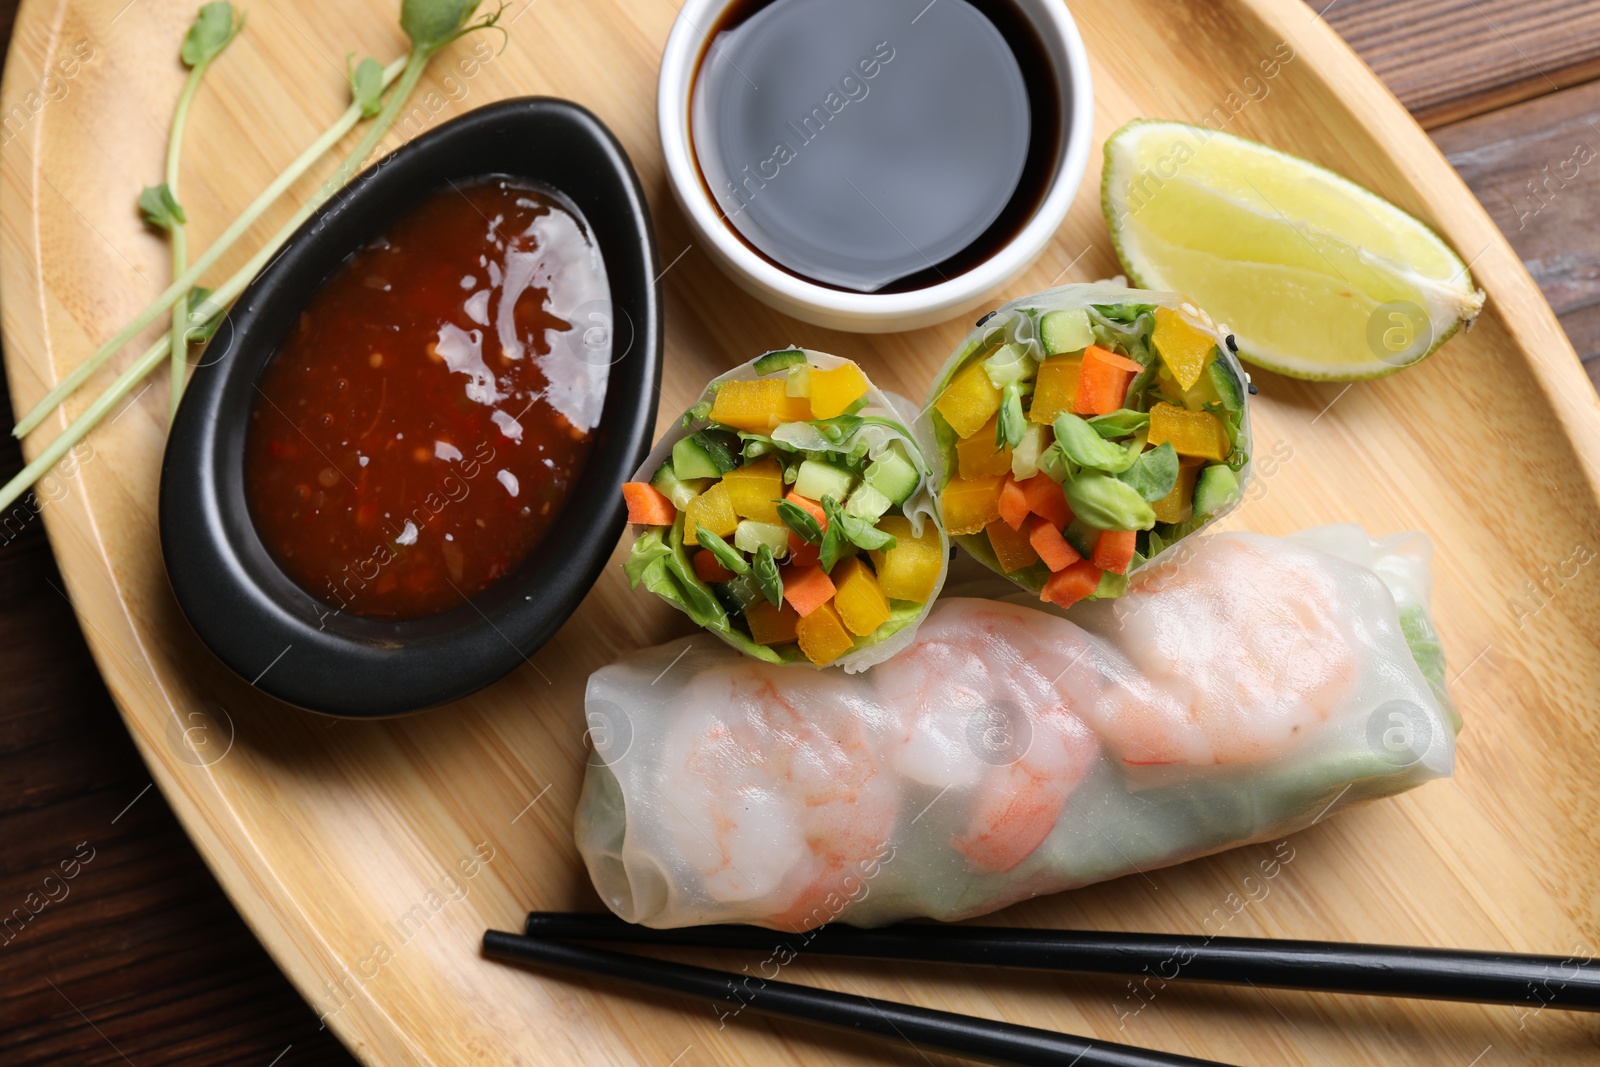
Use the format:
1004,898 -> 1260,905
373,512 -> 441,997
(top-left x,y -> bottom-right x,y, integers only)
2,1 -> 1597,1064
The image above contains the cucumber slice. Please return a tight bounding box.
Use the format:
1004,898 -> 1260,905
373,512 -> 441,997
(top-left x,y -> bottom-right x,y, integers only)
672,436 -> 722,481
752,347 -> 807,375
734,520 -> 790,557
650,462 -> 706,510
1041,308 -> 1094,355
786,364 -> 811,398
673,432 -> 737,480
1193,464 -> 1241,517
982,344 -> 1033,389
1093,569 -> 1129,599
862,442 -> 920,505
1207,356 -> 1245,413
843,483 -> 891,523
694,431 -> 740,472
794,458 -> 856,503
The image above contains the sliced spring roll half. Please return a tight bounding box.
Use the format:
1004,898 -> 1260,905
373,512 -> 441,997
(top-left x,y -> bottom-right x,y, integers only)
576,526 -> 1455,930
919,282 -> 1252,609
620,349 -> 948,671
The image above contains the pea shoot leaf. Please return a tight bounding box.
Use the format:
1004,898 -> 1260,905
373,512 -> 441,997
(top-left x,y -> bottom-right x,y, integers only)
347,55 -> 385,118
138,183 -> 186,230
181,3 -> 244,68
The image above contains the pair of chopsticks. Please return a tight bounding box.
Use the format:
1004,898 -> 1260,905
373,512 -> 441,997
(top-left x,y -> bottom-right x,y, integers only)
483,912 -> 1600,1067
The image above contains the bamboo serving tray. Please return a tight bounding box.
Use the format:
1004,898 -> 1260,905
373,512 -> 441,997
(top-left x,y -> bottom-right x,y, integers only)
5,1 -> 1600,1063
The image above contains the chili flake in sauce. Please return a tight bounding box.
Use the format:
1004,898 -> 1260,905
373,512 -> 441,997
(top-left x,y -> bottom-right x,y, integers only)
245,177 -> 612,620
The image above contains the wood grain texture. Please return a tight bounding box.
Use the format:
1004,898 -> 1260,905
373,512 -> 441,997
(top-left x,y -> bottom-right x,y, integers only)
0,0 -> 342,1062
3,2 -> 1600,1067
0,364 -> 355,1067
1431,78 -> 1600,388
1311,0 -> 1600,127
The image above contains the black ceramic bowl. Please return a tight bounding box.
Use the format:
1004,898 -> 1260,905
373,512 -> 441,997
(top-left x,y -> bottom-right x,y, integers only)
160,98 -> 660,717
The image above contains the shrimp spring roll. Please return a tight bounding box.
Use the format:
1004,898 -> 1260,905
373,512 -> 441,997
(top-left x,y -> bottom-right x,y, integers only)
620,349 -> 947,671
920,282 -> 1252,609
576,526 -> 1456,929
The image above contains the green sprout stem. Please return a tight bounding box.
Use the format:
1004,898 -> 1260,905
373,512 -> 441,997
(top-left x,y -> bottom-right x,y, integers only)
164,60 -> 207,422
12,56 -> 406,439
1,336 -> 171,514
0,3 -> 508,514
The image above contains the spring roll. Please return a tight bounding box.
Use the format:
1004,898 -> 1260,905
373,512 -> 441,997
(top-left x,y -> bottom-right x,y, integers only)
918,282 -> 1252,609
621,349 -> 947,671
576,526 -> 1456,929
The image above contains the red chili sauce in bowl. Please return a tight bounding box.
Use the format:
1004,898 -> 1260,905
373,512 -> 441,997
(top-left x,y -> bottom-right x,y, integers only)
244,177 -> 613,620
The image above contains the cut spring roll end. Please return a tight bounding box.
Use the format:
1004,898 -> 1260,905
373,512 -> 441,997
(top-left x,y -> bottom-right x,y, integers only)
919,283 -> 1253,609
619,349 -> 948,671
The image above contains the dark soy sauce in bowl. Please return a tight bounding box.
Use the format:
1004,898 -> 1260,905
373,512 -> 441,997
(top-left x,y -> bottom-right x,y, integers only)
690,0 -> 1060,294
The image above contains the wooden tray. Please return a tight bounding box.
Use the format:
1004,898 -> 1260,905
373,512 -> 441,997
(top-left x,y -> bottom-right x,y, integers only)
5,1 -> 1600,1063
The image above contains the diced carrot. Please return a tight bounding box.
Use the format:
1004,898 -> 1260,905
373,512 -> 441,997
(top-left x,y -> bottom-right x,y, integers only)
997,474 -> 1030,531
1027,516 -> 1081,572
1088,345 -> 1143,373
622,482 -> 676,525
788,532 -> 820,568
782,564 -> 837,618
1073,345 -> 1139,416
1092,529 -> 1138,575
785,491 -> 829,531
1040,560 -> 1103,609
692,549 -> 736,584
1019,473 -> 1074,529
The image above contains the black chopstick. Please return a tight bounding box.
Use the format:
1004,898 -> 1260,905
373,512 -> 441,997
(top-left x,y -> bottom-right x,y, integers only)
525,911 -> 1600,1013
484,930 -> 1231,1067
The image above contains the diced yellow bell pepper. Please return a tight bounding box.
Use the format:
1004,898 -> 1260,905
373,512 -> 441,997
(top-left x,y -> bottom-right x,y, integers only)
939,475 -> 1003,536
934,361 -> 1001,439
985,519 -> 1039,573
684,480 -> 738,546
1028,354 -> 1082,424
870,516 -> 942,604
1151,460 -> 1201,525
721,456 -> 784,524
1147,402 -> 1230,462
956,415 -> 1013,479
831,558 -> 892,636
808,363 -> 869,420
709,379 -> 811,432
1152,307 -> 1215,391
796,601 -> 854,665
746,599 -> 800,645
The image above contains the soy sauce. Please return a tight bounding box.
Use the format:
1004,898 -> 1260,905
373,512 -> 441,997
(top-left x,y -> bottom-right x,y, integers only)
690,0 -> 1060,294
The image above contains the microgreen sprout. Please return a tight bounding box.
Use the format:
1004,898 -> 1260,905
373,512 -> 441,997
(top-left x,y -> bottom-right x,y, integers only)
156,2 -> 244,421
0,0 -> 508,514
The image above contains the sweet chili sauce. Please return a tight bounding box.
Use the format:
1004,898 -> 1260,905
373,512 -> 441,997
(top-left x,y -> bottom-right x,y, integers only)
244,177 -> 612,620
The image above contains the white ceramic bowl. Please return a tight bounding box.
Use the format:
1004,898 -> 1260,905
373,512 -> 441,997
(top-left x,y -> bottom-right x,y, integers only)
657,0 -> 1094,333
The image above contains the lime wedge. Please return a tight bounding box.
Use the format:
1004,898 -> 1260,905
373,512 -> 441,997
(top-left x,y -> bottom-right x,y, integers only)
1102,120 -> 1485,381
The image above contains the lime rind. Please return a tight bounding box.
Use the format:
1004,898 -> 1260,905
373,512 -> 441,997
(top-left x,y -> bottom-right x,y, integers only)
1102,119 -> 1485,381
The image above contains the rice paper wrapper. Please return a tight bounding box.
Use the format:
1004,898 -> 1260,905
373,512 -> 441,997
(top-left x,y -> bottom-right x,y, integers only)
576,526 -> 1456,929
625,349 -> 949,673
916,282 -> 1253,595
